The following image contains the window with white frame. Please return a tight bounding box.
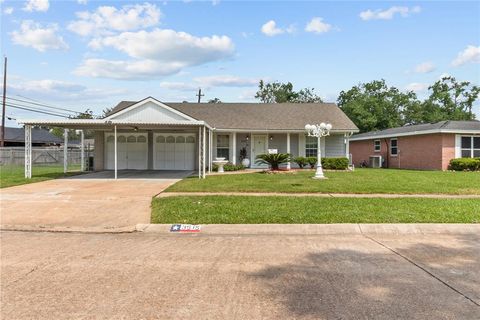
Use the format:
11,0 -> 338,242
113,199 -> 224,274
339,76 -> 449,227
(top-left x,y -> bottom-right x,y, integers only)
461,136 -> 480,158
374,140 -> 381,152
305,135 -> 318,157
390,138 -> 398,156
216,134 -> 229,159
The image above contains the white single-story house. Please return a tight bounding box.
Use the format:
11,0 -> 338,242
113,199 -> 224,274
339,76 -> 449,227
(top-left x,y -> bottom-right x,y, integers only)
19,97 -> 358,178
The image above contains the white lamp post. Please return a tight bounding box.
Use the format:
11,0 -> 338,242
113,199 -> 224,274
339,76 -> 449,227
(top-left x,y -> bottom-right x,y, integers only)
305,122 -> 332,179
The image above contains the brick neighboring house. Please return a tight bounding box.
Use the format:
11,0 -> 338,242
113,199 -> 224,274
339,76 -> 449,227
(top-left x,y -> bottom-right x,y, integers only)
349,120 -> 480,170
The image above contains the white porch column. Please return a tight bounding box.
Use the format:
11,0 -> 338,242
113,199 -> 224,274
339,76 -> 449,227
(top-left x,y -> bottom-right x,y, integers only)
63,129 -> 68,174
345,133 -> 350,159
114,125 -> 118,180
24,125 -> 32,178
202,126 -> 206,179
232,132 -> 237,165
80,130 -> 85,171
198,126 -> 201,179
286,132 -> 291,170
208,129 -> 212,173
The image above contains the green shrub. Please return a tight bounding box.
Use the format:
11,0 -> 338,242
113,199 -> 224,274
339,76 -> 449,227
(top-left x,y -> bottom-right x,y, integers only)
306,156 -> 317,169
256,153 -> 290,170
293,156 -> 307,168
449,158 -> 480,171
212,162 -> 245,172
321,157 -> 349,170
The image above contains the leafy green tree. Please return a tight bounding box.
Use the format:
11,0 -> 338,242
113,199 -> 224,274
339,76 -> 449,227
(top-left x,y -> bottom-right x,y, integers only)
208,98 -> 222,103
337,80 -> 418,132
255,80 -> 323,103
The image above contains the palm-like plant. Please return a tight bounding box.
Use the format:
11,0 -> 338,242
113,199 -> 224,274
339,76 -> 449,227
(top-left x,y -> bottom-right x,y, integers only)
255,153 -> 291,170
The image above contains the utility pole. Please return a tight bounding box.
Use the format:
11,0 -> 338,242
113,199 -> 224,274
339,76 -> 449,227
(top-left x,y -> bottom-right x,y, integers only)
196,88 -> 204,103
1,56 -> 6,147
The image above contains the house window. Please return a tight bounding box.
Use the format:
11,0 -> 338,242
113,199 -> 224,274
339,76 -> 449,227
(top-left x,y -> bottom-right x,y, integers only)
305,135 -> 318,157
216,134 -> 229,159
461,136 -> 480,158
390,138 -> 398,156
374,140 -> 381,152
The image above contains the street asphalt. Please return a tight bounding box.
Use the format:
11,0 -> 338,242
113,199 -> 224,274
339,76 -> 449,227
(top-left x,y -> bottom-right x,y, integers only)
1,231 -> 479,319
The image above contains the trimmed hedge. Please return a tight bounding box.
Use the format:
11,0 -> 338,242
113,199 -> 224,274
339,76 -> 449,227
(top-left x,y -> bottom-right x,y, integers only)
296,157 -> 349,170
321,157 -> 349,170
293,156 -> 308,168
449,158 -> 480,171
212,162 -> 245,172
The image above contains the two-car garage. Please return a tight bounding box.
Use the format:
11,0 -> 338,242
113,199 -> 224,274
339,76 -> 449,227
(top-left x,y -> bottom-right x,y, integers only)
105,132 -> 196,171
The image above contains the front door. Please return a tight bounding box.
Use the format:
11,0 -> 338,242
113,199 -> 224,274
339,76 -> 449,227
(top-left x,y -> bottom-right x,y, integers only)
252,135 -> 267,168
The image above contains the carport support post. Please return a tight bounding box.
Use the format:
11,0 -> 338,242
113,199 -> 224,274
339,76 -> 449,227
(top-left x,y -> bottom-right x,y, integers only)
24,125 -> 32,178
80,130 -> 85,171
198,126 -> 201,179
202,125 -> 206,179
63,129 -> 68,174
208,129 -> 212,174
114,125 -> 118,180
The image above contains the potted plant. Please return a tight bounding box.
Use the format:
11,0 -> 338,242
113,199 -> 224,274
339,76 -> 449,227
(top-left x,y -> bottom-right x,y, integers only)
240,147 -> 250,167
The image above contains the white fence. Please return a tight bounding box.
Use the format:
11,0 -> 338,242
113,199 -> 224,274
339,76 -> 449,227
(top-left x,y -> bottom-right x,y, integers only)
0,147 -> 87,166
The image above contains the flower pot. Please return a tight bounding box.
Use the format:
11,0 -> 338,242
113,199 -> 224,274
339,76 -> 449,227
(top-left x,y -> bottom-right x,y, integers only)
241,158 -> 250,167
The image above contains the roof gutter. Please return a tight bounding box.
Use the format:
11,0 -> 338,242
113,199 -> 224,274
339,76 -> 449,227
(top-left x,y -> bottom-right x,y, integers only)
350,129 -> 480,141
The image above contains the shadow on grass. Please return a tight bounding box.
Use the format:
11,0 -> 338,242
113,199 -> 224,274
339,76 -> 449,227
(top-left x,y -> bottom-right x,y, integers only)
247,235 -> 480,319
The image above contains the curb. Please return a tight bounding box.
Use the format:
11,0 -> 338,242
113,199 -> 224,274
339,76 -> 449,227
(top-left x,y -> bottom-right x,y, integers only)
136,223 -> 480,235
0,224 -> 137,234
157,192 -> 480,199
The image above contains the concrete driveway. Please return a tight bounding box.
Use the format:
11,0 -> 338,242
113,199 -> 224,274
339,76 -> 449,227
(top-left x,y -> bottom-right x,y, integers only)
0,170 -> 190,229
1,231 -> 479,319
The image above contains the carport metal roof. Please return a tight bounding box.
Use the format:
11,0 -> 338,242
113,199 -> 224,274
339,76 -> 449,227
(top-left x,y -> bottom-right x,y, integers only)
17,119 -> 214,130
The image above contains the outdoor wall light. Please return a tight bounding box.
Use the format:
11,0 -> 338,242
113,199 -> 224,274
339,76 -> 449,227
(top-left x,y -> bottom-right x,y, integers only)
269,135 -> 273,141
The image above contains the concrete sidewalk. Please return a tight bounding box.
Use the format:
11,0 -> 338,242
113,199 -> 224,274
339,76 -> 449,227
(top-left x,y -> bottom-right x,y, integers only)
158,191 -> 480,198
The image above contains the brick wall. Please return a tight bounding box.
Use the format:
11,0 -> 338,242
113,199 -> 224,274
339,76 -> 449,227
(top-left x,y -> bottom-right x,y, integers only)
350,133 -> 456,170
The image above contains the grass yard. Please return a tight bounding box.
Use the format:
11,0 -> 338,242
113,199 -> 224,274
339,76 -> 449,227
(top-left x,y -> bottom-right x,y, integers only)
167,169 -> 480,195
0,165 -> 82,188
151,196 -> 480,224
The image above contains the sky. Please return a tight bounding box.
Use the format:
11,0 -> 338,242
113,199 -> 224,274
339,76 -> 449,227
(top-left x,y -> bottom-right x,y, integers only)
0,0 -> 479,127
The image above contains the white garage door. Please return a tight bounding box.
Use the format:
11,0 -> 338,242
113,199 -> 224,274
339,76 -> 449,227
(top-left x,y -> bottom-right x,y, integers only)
154,134 -> 195,170
105,133 -> 148,170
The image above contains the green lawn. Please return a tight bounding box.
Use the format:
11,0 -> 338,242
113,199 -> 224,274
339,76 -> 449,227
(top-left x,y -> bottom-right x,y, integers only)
0,165 -> 82,188
167,169 -> 480,195
151,196 -> 480,224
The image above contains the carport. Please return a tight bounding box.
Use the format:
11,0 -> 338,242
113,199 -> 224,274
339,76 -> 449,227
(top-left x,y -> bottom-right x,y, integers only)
18,119 -> 214,180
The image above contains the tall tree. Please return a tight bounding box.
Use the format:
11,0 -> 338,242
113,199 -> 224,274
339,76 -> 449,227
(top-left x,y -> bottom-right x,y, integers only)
255,80 -> 323,103
337,80 -> 418,133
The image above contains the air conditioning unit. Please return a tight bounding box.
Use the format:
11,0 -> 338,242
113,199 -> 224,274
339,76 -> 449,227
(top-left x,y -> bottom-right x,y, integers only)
369,155 -> 382,168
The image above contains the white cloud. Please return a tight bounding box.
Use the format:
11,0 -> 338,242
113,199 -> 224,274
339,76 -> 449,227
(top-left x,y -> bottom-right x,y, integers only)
77,0 -> 87,4
195,75 -> 258,87
261,20 -> 294,36
305,17 -> 332,34
451,45 -> 480,67
405,82 -> 429,92
76,29 -> 234,79
23,0 -> 49,12
160,75 -> 258,92
4,7 -> 14,14
160,82 -> 198,91
11,20 -> 68,52
8,78 -> 127,101
359,6 -> 421,21
68,3 -> 161,36
414,61 -> 435,73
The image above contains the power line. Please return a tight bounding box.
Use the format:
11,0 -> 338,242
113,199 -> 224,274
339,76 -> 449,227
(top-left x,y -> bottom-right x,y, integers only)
1,95 -> 85,115
5,101 -> 73,117
5,103 -> 70,118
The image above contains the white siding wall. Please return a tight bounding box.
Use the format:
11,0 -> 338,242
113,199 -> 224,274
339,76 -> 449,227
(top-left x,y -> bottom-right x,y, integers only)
112,101 -> 188,122
325,134 -> 346,157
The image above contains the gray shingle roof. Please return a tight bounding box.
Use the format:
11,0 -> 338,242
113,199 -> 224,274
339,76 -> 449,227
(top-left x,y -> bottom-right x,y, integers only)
1,126 -> 63,144
350,120 -> 480,140
106,99 -> 359,131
